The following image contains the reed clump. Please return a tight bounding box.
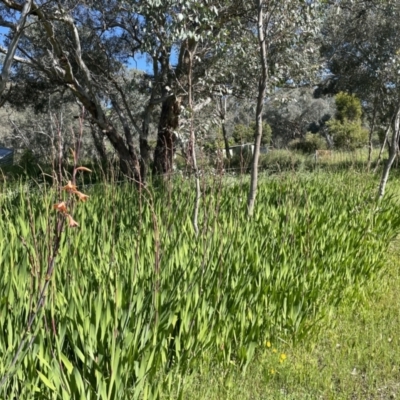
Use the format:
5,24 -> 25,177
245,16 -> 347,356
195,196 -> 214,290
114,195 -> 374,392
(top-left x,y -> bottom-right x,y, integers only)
0,171 -> 399,399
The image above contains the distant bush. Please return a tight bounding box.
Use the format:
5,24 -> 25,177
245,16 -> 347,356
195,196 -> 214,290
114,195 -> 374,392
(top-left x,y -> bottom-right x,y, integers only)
224,152 -> 253,173
335,91 -> 363,123
327,119 -> 368,150
328,92 -> 368,150
148,139 -> 157,149
19,149 -> 37,169
0,149 -> 44,181
259,149 -> 305,171
376,127 -> 389,145
203,136 -> 234,155
288,133 -> 327,154
232,122 -> 272,146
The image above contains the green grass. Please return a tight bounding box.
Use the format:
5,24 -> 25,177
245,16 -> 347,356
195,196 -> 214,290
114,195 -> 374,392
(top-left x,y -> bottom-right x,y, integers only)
229,148 -> 383,174
180,238 -> 400,399
179,177 -> 400,400
0,170 -> 399,399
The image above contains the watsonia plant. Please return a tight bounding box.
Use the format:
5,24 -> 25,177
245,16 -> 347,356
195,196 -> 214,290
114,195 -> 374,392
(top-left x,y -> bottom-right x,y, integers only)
0,171 -> 399,399
0,118 -> 92,397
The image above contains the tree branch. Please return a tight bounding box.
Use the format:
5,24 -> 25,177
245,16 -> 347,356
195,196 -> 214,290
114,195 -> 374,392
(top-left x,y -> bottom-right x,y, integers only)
0,0 -> 33,97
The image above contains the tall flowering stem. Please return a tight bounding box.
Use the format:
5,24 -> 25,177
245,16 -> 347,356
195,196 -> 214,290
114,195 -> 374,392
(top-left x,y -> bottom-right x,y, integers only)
0,111 -> 91,388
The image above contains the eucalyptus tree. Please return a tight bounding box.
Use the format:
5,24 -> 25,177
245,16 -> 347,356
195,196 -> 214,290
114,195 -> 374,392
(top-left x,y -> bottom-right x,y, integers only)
247,0 -> 324,216
321,0 -> 400,197
264,88 -> 336,147
0,0 -> 324,185
74,0 -> 251,175
0,0 -> 32,104
0,0 -> 147,179
130,0 -> 250,174
0,0 -> 254,179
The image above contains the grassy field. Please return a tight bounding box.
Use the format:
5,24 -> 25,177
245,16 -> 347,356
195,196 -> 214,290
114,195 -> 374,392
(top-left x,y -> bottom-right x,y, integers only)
181,238 -> 400,400
0,167 -> 399,399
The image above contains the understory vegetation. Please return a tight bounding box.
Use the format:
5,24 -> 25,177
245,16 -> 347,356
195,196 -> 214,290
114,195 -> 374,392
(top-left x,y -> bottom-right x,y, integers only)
1,170 -> 399,399
1,0 -> 400,398
181,237 -> 400,400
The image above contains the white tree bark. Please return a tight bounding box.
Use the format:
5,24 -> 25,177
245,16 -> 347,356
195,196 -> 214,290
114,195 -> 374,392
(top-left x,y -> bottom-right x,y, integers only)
378,106 -> 400,199
0,0 -> 33,102
373,117 -> 393,173
247,0 -> 268,217
187,40 -> 201,236
218,96 -> 231,162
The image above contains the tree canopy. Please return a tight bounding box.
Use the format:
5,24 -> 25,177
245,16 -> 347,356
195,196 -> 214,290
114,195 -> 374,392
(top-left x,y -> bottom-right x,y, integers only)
0,0 -> 398,184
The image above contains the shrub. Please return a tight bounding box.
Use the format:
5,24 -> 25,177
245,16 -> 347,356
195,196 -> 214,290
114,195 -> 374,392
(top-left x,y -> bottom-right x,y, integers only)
232,122 -> 272,146
203,136 -> 234,155
327,92 -> 368,150
258,149 -> 305,171
376,127 -> 388,145
335,92 -> 363,123
327,119 -> 369,150
224,152 -> 253,173
289,133 -> 327,154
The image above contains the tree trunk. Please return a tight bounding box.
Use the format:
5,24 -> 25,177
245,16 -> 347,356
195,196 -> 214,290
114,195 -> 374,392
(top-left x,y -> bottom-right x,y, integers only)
247,0 -> 268,217
153,96 -> 181,175
0,0 -> 32,101
378,107 -> 400,199
140,136 -> 151,182
367,98 -> 377,171
90,124 -> 108,165
222,125 -> 231,160
105,125 -> 140,179
219,97 -> 231,161
113,80 -> 150,182
140,104 -> 154,183
373,117 -> 393,173
186,41 -> 201,236
153,38 -> 197,175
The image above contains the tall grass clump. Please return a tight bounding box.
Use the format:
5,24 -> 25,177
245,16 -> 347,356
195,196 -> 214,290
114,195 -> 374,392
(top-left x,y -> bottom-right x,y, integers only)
0,171 -> 399,398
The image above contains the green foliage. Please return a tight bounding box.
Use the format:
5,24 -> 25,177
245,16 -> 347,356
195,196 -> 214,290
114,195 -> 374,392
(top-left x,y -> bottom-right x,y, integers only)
289,133 -> 327,154
327,119 -> 369,150
19,149 -> 37,170
322,0 -> 400,135
0,173 -> 399,398
258,150 -> 306,172
327,92 -> 368,150
335,92 -> 363,123
376,127 -> 388,145
232,122 -> 271,146
224,153 -> 252,173
182,238 -> 400,399
203,132 -> 234,155
0,149 -> 44,181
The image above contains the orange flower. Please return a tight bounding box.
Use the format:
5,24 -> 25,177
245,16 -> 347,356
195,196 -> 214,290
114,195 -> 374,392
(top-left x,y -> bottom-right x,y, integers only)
67,214 -> 79,227
53,201 -> 68,214
62,181 -> 78,193
75,190 -> 89,202
75,166 -> 92,173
